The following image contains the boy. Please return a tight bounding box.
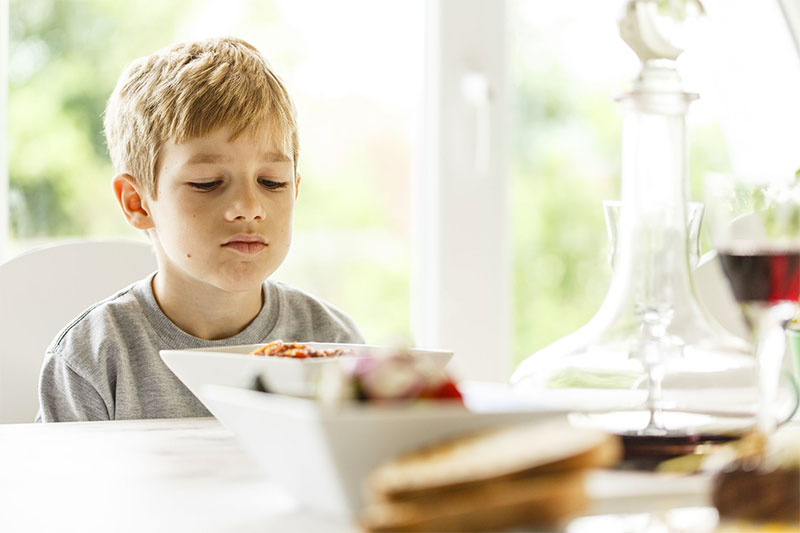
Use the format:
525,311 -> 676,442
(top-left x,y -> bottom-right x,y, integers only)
36,37 -> 364,422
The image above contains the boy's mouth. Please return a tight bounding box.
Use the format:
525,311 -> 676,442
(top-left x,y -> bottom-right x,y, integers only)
222,234 -> 267,254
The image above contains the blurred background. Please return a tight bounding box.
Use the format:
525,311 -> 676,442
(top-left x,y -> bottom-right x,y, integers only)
3,0 -> 800,376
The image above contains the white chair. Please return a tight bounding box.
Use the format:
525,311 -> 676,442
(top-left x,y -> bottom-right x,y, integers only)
0,239 -> 157,423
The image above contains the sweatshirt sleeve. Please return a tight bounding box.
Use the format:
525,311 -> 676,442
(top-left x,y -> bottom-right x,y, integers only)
35,351 -> 110,423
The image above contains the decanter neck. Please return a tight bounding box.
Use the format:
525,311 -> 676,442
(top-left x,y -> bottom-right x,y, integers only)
613,87 -> 698,317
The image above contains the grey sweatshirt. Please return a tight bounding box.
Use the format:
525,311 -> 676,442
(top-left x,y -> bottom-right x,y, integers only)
36,273 -> 364,422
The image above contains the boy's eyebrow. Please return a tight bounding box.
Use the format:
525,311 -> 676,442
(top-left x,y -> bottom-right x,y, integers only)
262,152 -> 292,163
184,153 -> 232,165
183,152 -> 291,165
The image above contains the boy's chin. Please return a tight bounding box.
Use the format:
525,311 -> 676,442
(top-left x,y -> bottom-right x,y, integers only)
213,276 -> 268,294
210,268 -> 275,293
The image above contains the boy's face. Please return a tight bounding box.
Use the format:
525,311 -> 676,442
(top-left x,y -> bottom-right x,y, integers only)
135,126 -> 299,294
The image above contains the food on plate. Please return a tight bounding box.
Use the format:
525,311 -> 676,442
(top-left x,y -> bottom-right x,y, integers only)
318,350 -> 462,404
359,419 -> 621,532
249,340 -> 349,358
711,429 -> 800,524
364,419 -> 620,499
713,462 -> 799,523
361,472 -> 587,533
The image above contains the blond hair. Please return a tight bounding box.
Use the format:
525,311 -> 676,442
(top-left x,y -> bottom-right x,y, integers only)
104,37 -> 298,198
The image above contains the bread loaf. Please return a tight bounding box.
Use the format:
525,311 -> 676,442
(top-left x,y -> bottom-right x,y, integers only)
711,428 -> 800,524
360,471 -> 587,532
712,462 -> 799,523
364,418 -> 621,501
360,419 -> 621,532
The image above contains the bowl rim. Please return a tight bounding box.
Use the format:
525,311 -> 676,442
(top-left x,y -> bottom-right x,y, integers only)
201,383 -> 567,421
161,342 -> 454,359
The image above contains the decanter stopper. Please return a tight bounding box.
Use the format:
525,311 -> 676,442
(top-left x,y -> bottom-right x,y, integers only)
618,0 -> 705,91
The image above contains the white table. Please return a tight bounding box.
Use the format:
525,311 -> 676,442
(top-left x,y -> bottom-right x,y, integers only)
0,417 -> 720,533
0,417 -> 354,533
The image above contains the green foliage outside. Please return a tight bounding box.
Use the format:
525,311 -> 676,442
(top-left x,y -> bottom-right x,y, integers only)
511,60 -> 617,367
8,0 -> 195,240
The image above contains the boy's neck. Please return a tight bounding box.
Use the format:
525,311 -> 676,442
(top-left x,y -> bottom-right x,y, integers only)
151,272 -> 264,341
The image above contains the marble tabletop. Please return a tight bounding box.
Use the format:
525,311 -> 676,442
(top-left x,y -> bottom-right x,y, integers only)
0,416 -> 724,533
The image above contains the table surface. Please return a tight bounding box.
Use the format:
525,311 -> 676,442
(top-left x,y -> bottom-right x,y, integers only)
0,416 -> 729,533
0,417 -> 357,533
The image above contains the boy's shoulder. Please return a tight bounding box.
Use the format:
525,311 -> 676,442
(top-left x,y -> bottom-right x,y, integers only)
48,278 -> 150,362
266,280 -> 365,343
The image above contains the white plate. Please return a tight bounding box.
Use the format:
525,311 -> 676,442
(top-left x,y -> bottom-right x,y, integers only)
202,384 -> 568,516
160,343 -> 453,414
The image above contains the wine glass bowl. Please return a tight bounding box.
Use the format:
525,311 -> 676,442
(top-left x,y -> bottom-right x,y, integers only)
707,174 -> 800,435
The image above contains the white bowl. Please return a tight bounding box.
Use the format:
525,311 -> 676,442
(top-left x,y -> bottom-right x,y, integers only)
202,384 -> 567,516
160,343 -> 453,417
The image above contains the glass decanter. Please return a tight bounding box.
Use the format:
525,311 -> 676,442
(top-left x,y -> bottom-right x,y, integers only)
511,0 -> 759,437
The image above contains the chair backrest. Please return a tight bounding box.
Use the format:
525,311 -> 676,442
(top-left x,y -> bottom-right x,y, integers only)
0,239 -> 157,423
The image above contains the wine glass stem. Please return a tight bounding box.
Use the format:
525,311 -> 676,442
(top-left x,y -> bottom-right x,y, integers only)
745,301 -> 795,435
754,323 -> 786,435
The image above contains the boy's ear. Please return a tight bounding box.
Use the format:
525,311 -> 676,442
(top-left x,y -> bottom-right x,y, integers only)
294,171 -> 302,200
113,174 -> 154,230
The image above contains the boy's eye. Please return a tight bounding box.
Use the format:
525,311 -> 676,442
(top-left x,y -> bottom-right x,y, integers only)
259,179 -> 288,190
188,180 -> 222,191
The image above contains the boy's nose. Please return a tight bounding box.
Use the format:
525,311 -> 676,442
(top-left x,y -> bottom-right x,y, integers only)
225,184 -> 265,221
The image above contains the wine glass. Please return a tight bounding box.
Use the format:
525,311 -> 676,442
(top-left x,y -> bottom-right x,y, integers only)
707,173 -> 800,436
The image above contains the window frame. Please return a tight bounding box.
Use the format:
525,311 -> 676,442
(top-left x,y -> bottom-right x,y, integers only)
415,0 -> 511,381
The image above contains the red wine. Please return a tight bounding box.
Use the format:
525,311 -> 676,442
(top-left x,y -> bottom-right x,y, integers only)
620,433 -> 738,466
718,250 -> 800,303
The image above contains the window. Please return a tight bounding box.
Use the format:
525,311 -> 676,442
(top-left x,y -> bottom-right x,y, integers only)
509,0 -> 800,367
4,1 -> 800,379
